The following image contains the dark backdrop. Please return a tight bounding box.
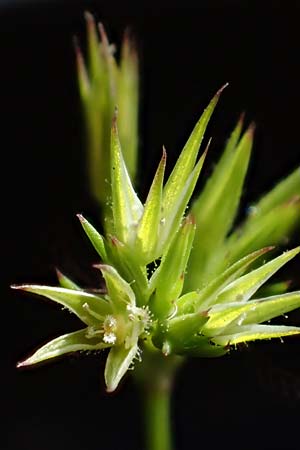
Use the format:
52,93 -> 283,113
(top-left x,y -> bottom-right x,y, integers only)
3,1 -> 300,449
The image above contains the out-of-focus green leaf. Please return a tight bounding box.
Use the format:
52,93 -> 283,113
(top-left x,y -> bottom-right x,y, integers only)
17,329 -> 107,367
187,124 -> 253,289
224,198 -> 300,265
256,280 -> 291,298
117,32 -> 139,182
250,166 -> 300,218
12,285 -> 111,326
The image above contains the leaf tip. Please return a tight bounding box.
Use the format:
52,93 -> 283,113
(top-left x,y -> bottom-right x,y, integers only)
11,284 -> 28,291
216,82 -> 229,97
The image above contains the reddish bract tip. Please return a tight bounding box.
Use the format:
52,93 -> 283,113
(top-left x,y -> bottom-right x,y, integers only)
202,137 -> 212,159
55,268 -> 63,280
98,22 -> 110,48
162,145 -> 167,161
184,214 -> 196,226
76,213 -> 85,223
84,11 -> 97,33
247,121 -> 256,137
11,284 -> 27,291
216,82 -> 229,97
16,360 -> 27,368
238,111 -> 246,127
284,195 -> 300,206
109,235 -> 123,247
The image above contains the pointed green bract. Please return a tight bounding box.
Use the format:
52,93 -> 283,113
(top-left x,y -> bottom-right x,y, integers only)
110,120 -> 143,243
136,149 -> 166,263
105,342 -> 138,392
105,235 -> 149,306
212,324 -> 300,346
163,85 -> 227,215
96,264 -> 135,310
17,328 -> 107,367
158,149 -> 207,255
77,214 -> 108,262
178,247 -> 273,314
56,270 -> 81,291
12,285 -> 112,326
215,247 -> 300,305
202,291 -> 300,337
149,215 -> 196,318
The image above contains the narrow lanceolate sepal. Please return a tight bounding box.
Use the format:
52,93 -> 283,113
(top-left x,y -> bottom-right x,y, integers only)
135,149 -> 166,263
150,215 -> 196,318
17,329 -> 108,367
12,285 -> 112,326
202,291 -> 300,337
158,145 -> 208,255
177,247 -> 273,314
105,342 -> 138,392
215,247 -> 300,305
56,269 -> 81,291
110,119 -> 143,243
163,84 -> 227,215
212,324 -> 300,346
77,214 -> 108,262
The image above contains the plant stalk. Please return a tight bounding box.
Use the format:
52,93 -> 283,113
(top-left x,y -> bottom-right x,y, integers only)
134,343 -> 183,450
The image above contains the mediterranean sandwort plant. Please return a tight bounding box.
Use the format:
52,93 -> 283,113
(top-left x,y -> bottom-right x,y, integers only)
12,13 -> 300,450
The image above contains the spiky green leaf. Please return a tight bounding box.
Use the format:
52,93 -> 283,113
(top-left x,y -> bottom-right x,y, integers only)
95,264 -> 135,311
178,247 -> 273,314
12,285 -> 111,326
212,324 -> 300,346
215,247 -> 300,305
17,328 -> 107,367
150,215 -> 196,318
136,149 -> 166,262
56,270 -> 81,291
110,120 -> 143,243
77,214 -> 108,261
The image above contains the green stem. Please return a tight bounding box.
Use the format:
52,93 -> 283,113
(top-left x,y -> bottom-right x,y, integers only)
143,372 -> 173,450
134,343 -> 183,450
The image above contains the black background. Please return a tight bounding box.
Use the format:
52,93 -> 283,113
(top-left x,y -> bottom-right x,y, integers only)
3,1 -> 300,449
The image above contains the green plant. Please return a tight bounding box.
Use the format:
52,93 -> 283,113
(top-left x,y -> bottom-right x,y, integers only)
13,14 -> 300,450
